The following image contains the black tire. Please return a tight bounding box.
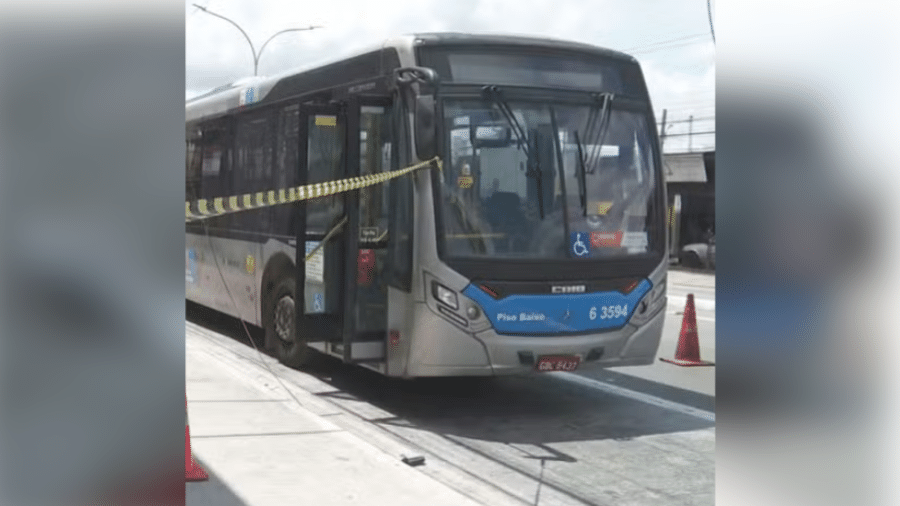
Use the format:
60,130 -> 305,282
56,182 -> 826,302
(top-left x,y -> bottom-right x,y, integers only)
265,276 -> 310,368
682,251 -> 702,269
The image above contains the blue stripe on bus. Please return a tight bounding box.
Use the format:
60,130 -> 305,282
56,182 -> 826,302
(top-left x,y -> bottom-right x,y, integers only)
462,280 -> 652,335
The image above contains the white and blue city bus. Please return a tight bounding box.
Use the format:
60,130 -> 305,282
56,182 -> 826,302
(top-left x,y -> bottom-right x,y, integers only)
186,33 -> 668,377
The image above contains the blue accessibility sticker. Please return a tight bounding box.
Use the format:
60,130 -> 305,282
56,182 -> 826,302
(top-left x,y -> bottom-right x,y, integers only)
570,232 -> 590,258
313,292 -> 324,312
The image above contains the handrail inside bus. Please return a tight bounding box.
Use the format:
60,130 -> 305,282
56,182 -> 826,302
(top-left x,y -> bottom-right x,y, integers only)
304,216 -> 348,263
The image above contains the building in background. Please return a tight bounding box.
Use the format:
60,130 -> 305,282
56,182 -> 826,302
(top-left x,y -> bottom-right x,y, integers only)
665,151 -> 715,268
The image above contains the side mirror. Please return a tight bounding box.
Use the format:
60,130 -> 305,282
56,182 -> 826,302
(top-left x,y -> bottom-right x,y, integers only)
414,95 -> 437,160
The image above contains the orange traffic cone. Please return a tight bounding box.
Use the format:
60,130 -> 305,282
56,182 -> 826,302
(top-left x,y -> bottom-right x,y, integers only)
185,396 -> 209,482
660,294 -> 714,367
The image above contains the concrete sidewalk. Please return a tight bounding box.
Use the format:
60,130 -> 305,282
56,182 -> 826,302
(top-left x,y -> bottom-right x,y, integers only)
186,327 -> 485,506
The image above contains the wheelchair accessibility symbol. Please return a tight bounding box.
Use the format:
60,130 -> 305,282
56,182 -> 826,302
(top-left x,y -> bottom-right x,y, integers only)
571,232 -> 590,258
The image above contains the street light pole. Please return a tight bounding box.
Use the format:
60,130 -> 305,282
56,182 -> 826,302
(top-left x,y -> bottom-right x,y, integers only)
256,28 -> 322,74
192,4 -> 321,76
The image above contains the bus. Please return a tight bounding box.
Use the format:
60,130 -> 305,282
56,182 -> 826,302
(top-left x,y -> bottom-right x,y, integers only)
186,33 -> 668,377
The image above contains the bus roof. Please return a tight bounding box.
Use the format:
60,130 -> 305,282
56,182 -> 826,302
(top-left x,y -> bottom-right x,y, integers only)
186,33 -> 638,124
409,32 -> 636,62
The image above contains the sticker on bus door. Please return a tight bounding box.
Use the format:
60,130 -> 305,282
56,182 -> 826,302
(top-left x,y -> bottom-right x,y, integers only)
313,292 -> 324,313
360,227 -> 379,243
304,241 -> 324,283
357,249 -> 375,286
314,115 -> 337,127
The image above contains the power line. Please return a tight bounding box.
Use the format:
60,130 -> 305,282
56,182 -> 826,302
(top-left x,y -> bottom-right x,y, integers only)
630,39 -> 712,55
657,116 -> 715,125
659,98 -> 715,105
621,33 -> 708,53
707,0 -> 716,44
659,107 -> 715,114
657,113 -> 714,120
657,107 -> 715,116
662,131 -> 714,137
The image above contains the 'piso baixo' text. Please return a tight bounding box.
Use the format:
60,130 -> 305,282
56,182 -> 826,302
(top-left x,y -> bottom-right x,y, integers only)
497,312 -> 546,322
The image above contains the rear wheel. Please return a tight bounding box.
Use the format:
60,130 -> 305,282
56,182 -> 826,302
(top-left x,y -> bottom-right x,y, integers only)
265,276 -> 311,368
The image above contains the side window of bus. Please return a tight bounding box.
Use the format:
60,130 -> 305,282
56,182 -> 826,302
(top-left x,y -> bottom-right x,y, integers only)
306,114 -> 345,235
234,112 -> 275,234
359,106 -> 391,238
387,103 -> 413,291
274,105 -> 300,236
199,121 -> 232,209
186,127 -> 202,203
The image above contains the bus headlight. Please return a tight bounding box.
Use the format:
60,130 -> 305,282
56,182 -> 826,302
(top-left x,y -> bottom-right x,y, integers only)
432,282 -> 459,310
466,305 -> 480,320
630,278 -> 666,325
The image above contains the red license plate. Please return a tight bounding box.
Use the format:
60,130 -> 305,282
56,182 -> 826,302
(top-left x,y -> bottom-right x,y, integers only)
535,355 -> 581,372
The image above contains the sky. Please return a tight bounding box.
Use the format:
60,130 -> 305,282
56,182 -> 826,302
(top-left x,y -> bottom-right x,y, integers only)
186,0 -> 717,153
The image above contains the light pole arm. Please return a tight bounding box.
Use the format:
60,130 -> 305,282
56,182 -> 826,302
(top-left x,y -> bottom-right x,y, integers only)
193,4 -> 259,75
256,26 -> 321,74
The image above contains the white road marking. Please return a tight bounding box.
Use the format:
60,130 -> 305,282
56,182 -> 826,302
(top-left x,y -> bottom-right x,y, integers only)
550,372 -> 716,423
667,295 -> 715,311
670,283 -> 715,289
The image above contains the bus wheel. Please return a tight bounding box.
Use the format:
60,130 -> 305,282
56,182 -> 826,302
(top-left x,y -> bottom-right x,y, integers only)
682,251 -> 702,269
266,277 -> 309,368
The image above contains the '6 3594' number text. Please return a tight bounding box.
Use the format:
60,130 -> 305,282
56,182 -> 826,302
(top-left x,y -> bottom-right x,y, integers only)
589,305 -> 628,320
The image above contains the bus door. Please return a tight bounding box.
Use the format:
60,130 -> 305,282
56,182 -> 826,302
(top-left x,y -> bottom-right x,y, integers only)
296,103 -> 348,350
339,96 -> 394,364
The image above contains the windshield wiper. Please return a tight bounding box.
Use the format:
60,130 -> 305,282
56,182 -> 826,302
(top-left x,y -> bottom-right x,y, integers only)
549,107 -> 572,245
483,85 -> 546,219
573,130 -> 588,217
482,85 -> 529,157
582,92 -> 614,174
529,132 -> 546,220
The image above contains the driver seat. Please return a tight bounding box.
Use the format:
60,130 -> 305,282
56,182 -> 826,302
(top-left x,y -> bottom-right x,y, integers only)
484,191 -> 528,251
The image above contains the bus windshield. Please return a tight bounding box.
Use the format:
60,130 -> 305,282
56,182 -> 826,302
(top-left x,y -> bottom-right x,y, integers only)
438,98 -> 660,260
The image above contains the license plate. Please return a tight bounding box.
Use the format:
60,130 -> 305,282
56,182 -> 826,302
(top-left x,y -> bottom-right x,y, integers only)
535,355 -> 580,372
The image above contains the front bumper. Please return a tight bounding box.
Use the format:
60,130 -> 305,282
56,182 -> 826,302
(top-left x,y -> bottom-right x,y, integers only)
404,303 -> 666,377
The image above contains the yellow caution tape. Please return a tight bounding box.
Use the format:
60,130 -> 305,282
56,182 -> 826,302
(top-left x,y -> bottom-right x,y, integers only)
186,157 -> 442,223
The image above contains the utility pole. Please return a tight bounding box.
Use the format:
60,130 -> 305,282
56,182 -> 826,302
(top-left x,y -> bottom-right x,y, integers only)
688,115 -> 694,152
659,109 -> 667,152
